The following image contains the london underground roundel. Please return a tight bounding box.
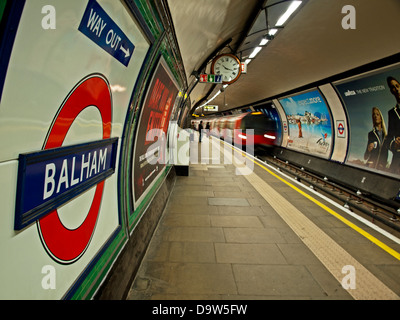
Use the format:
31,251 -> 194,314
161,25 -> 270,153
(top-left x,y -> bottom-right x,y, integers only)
37,74 -> 112,264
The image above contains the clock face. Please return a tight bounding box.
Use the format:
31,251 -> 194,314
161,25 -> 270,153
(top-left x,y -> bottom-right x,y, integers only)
211,54 -> 242,84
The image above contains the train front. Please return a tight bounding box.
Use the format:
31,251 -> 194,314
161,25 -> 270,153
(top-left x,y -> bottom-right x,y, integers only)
237,112 -> 278,149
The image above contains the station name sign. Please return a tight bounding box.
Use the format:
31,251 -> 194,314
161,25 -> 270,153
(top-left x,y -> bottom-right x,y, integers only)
14,138 -> 118,230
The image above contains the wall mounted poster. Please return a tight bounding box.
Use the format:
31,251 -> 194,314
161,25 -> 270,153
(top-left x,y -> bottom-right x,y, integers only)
132,58 -> 179,207
334,64 -> 400,177
279,90 -> 333,159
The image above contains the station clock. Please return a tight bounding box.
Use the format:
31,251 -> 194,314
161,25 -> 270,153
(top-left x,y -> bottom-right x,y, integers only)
211,53 -> 242,85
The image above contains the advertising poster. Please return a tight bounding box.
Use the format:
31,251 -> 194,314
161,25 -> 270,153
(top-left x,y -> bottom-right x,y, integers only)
334,65 -> 400,177
132,58 -> 179,206
279,90 -> 333,158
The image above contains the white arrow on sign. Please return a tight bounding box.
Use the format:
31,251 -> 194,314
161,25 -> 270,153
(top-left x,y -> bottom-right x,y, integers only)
120,45 -> 130,58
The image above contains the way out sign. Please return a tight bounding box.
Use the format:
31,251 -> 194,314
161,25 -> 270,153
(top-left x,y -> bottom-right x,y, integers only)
79,0 -> 135,67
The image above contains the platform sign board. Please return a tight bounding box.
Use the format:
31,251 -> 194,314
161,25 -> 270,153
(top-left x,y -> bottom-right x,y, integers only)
0,0 -> 150,299
334,64 -> 400,177
199,74 -> 222,84
79,0 -> 135,67
15,138 -> 118,231
241,62 -> 247,74
204,105 -> 218,112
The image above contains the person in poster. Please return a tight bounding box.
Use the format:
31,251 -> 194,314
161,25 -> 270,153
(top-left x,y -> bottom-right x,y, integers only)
364,107 -> 388,171
386,76 -> 400,175
334,66 -> 400,178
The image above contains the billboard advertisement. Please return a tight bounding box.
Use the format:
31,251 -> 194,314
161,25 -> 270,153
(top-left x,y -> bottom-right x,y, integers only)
132,58 -> 179,207
278,90 -> 333,158
334,64 -> 400,177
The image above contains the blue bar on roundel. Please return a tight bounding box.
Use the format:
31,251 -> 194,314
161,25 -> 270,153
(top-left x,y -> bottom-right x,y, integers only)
14,138 -> 118,230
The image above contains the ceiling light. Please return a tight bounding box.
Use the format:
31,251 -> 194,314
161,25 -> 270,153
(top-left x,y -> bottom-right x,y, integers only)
269,28 -> 278,36
276,1 -> 302,26
249,46 -> 262,59
259,38 -> 269,46
199,90 -> 222,108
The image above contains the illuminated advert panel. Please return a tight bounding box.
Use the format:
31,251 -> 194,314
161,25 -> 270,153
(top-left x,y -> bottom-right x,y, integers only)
278,89 -> 333,159
132,58 -> 179,209
334,64 -> 400,178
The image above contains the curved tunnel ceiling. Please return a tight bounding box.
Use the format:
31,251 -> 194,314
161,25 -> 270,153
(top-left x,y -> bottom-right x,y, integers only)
167,0 -> 265,110
167,0 -> 400,115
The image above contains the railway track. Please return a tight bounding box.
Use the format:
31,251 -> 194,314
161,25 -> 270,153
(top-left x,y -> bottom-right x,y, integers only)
255,152 -> 400,236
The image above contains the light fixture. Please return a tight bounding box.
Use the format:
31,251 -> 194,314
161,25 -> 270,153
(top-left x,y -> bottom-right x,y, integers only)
199,89 -> 222,109
245,2 -> 301,63
249,46 -> 262,59
276,1 -> 302,26
269,28 -> 278,36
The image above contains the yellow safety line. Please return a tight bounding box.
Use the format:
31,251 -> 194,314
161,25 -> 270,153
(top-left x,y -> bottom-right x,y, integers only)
242,166 -> 399,299
233,147 -> 400,262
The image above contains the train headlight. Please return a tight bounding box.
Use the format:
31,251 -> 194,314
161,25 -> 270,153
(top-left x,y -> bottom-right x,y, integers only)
264,134 -> 276,140
238,134 -> 247,140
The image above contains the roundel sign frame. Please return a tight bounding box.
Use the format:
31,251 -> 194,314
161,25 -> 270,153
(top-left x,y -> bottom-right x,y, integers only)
37,74 -> 112,264
337,120 -> 346,138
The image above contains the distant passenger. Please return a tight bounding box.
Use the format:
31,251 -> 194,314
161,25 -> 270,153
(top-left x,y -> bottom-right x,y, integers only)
364,107 -> 387,171
205,122 -> 210,137
386,76 -> 400,175
198,121 -> 203,143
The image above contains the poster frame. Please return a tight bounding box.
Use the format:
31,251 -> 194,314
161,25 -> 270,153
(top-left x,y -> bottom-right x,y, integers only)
130,55 -> 180,214
278,87 -> 335,160
332,62 -> 400,178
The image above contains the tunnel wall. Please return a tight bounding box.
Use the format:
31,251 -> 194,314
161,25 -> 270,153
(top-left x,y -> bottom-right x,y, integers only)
0,0 -> 188,299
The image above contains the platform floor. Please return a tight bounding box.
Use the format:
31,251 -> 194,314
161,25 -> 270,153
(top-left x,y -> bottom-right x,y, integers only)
127,135 -> 400,300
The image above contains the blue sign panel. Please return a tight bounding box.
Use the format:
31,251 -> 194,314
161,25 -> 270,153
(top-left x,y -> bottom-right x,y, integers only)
78,0 -> 135,67
15,138 -> 118,230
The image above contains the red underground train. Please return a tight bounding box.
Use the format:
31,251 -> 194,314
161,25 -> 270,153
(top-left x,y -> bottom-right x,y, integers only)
192,111 -> 278,149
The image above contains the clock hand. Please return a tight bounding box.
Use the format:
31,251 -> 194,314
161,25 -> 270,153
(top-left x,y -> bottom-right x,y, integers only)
223,65 -> 233,71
